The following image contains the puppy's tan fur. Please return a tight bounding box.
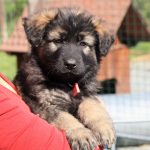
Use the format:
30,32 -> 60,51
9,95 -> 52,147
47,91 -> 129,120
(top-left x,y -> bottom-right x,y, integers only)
78,97 -> 115,147
16,8 -> 115,150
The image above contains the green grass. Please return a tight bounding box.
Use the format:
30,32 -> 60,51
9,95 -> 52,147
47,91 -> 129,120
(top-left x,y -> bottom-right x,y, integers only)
130,42 -> 150,59
0,51 -> 17,81
131,42 -> 150,52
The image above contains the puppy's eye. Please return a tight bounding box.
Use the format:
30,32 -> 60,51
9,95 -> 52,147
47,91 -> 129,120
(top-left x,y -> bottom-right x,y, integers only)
78,35 -> 83,41
80,41 -> 88,47
54,39 -> 63,43
61,33 -> 67,41
47,39 -> 63,44
54,35 -> 67,44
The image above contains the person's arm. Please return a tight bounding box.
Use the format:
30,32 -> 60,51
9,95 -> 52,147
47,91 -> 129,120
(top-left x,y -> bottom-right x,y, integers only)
0,76 -> 17,94
0,76 -> 71,150
0,75 -> 101,150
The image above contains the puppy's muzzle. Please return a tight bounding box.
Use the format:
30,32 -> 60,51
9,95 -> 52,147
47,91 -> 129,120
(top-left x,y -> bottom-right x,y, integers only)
64,59 -> 77,70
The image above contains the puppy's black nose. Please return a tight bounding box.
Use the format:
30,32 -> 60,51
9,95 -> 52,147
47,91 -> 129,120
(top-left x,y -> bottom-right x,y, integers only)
64,59 -> 77,70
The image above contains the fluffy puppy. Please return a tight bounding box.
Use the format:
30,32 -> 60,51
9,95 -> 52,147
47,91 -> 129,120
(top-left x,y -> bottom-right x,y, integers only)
14,8 -> 116,150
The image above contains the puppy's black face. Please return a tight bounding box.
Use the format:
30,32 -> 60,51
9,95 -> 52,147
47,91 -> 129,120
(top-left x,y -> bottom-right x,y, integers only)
40,11 -> 98,82
24,8 -> 114,83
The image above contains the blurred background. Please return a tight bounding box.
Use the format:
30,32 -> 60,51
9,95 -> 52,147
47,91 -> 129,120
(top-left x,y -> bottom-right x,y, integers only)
0,0 -> 150,149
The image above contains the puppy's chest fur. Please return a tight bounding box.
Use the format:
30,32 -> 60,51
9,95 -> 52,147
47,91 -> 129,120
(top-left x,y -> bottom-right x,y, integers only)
15,56 -> 98,117
36,81 -> 83,114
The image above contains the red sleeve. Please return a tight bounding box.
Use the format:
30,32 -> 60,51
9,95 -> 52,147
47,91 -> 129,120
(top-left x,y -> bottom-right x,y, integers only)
0,84 -> 71,150
0,74 -> 102,150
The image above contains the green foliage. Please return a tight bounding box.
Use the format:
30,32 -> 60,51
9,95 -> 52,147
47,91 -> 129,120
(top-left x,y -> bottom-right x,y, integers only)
0,1 -> 27,79
130,42 -> 150,59
131,42 -> 150,52
131,1 -> 150,59
0,51 -> 17,80
133,0 -> 150,26
5,0 -> 27,35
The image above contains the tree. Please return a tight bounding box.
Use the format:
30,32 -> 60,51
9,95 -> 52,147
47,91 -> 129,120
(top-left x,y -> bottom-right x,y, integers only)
133,0 -> 150,26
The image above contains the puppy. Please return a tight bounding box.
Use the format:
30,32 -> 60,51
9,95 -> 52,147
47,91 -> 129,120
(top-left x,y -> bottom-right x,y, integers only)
14,8 -> 116,150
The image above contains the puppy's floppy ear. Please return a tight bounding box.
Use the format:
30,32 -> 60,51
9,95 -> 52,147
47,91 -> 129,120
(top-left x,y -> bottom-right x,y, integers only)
92,18 -> 114,56
23,9 -> 57,47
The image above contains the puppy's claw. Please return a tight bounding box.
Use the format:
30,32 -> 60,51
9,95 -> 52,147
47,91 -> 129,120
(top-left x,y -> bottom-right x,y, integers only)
93,123 -> 116,148
67,128 -> 98,150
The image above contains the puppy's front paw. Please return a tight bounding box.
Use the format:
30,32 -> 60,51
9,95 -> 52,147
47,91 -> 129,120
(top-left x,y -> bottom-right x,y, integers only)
92,121 -> 116,148
67,127 -> 98,150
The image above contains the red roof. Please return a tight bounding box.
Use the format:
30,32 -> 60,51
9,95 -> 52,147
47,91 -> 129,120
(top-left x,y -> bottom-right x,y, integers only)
0,0 -> 132,52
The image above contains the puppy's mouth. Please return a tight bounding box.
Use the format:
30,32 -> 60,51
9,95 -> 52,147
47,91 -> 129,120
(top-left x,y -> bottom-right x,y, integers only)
49,70 -> 84,84
61,71 -> 83,82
